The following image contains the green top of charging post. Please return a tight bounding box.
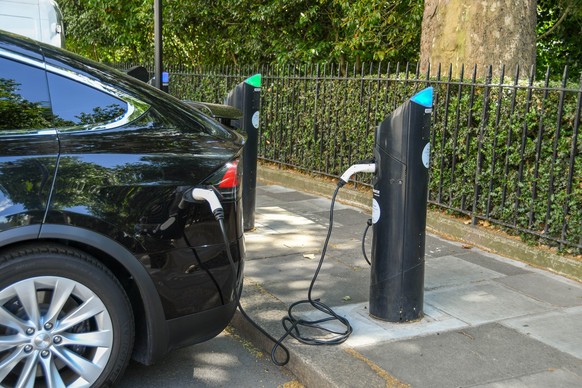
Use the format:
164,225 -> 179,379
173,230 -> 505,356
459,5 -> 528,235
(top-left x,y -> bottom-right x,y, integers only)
245,74 -> 261,88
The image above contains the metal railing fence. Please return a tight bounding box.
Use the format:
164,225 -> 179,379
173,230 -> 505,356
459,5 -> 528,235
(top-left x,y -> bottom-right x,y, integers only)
116,62 -> 582,253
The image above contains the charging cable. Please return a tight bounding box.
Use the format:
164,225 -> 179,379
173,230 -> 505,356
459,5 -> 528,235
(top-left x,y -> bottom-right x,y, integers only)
362,219 -> 373,266
274,161 -> 377,353
338,160 -> 376,266
186,186 -> 291,366
275,184 -> 351,348
188,187 -> 224,217
188,159 -> 376,366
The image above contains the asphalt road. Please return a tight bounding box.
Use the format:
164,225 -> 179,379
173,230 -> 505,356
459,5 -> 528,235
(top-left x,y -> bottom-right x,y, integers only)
117,326 -> 297,387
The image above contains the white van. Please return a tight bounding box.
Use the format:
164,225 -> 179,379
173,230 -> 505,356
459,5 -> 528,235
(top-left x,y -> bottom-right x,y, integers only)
0,0 -> 64,47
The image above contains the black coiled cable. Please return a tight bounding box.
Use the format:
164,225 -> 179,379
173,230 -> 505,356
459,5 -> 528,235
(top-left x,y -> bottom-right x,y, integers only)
216,183 -> 353,367
273,184 -> 353,351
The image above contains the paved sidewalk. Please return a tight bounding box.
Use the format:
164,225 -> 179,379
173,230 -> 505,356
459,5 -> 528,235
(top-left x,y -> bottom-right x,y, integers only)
230,183 -> 582,388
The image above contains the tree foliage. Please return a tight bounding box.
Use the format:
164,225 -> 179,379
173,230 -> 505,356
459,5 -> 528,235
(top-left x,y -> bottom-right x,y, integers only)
537,0 -> 582,74
60,0 -> 423,66
60,1 -> 580,72
60,0 -> 154,62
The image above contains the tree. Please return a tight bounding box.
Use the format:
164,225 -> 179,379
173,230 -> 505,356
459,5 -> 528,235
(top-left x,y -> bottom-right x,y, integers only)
419,0 -> 538,78
537,0 -> 582,76
60,0 -> 155,63
60,0 -> 424,66
60,0 -> 579,74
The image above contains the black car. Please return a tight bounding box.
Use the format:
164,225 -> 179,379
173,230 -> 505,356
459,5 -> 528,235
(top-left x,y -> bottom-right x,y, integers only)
0,31 -> 245,387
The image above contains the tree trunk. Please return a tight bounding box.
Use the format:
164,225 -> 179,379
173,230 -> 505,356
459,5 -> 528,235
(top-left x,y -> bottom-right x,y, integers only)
420,0 -> 537,78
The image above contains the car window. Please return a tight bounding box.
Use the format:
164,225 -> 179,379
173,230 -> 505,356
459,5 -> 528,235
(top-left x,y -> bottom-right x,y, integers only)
47,72 -> 128,128
0,56 -> 53,134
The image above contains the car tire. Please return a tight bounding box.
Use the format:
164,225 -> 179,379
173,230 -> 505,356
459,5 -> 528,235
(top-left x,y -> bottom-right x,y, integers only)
0,244 -> 135,387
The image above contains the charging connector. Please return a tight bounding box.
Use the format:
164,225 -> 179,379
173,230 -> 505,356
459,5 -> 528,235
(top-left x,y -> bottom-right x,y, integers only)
184,184 -> 291,366
186,186 -> 225,220
339,161 -> 376,186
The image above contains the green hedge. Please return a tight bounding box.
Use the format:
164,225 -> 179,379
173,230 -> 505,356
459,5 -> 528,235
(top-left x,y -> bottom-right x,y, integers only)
429,78 -> 581,251
161,63 -> 581,253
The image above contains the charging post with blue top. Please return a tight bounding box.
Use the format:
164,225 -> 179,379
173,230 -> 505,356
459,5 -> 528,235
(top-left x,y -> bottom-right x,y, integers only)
161,71 -> 169,93
225,74 -> 261,231
370,87 -> 433,322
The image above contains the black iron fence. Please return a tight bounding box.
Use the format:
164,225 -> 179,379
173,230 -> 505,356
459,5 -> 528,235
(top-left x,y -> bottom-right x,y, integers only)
116,62 -> 581,253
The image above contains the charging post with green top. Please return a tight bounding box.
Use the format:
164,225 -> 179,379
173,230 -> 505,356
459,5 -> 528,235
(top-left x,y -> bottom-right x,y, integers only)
225,74 -> 261,231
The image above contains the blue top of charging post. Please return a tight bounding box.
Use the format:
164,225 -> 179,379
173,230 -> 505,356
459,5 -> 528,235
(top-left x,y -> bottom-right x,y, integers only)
410,87 -> 433,108
245,74 -> 261,88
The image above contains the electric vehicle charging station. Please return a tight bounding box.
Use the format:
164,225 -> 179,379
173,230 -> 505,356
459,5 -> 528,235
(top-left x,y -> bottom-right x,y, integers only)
225,74 -> 262,231
188,86 -> 434,367
369,87 -> 433,322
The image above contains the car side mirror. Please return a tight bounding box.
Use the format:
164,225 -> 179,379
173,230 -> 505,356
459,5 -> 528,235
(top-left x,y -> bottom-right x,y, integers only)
126,66 -> 150,83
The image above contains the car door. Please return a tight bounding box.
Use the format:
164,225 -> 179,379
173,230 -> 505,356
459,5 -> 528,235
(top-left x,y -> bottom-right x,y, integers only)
0,52 -> 59,235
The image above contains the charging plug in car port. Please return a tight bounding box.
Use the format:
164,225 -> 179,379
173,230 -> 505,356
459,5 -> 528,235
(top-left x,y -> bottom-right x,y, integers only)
182,186 -> 225,220
184,184 -> 291,366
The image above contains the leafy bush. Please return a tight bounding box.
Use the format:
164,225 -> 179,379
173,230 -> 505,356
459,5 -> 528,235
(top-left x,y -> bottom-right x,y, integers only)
158,63 -> 581,253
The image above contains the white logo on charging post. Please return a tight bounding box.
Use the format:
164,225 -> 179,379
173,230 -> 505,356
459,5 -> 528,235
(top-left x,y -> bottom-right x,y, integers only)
252,111 -> 260,129
422,143 -> 430,168
372,198 -> 380,224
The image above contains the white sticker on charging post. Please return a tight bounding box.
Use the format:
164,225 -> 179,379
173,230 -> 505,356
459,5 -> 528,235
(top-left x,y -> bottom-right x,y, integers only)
372,198 -> 380,224
252,111 -> 260,129
422,143 -> 430,168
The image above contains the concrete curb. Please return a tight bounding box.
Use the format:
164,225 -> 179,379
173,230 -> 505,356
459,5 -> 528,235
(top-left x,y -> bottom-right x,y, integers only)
257,164 -> 581,282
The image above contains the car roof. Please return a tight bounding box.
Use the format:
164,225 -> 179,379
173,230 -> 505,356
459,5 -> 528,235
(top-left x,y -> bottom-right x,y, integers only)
0,30 -> 242,142
0,29 -> 44,61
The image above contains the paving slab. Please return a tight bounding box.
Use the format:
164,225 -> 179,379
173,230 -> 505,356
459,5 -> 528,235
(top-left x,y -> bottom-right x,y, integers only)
277,197 -> 350,214
355,323 -> 582,388
457,250 -> 533,276
472,368 -> 582,388
425,255 -> 506,290
427,281 -> 552,325
245,231 -> 324,259
495,272 -> 582,307
259,185 -> 296,194
425,234 -> 474,259
503,306 -> 582,359
302,302 -> 467,347
229,183 -> 582,388
255,206 -> 327,234
247,255 -> 371,306
303,207 -> 371,228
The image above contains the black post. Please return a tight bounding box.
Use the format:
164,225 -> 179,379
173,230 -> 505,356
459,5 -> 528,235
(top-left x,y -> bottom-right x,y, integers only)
153,0 -> 162,90
225,74 -> 261,231
369,87 -> 433,322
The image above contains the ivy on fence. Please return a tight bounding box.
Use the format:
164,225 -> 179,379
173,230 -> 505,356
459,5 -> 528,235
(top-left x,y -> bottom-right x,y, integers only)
115,62 -> 581,253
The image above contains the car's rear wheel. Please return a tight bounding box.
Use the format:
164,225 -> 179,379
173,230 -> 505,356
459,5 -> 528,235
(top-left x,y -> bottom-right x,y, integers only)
0,245 -> 134,387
